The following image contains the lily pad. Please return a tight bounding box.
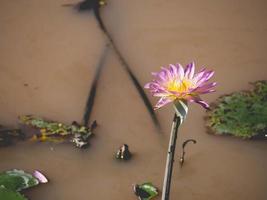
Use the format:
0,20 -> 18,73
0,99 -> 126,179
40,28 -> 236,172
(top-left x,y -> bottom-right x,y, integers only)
206,81 -> 267,139
19,116 -> 69,136
0,169 -> 39,191
19,116 -> 96,148
0,186 -> 28,200
134,182 -> 158,200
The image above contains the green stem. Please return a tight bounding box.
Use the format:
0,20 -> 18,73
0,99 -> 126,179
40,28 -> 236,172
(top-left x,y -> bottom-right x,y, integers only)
161,114 -> 181,200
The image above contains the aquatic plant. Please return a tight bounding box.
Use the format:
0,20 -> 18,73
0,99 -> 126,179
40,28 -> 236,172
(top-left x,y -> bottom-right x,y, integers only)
145,62 -> 216,200
0,169 -> 39,191
206,80 -> 267,139
179,139 -> 197,167
145,62 -> 216,109
0,169 -> 48,200
19,115 -> 96,148
0,186 -> 27,200
133,182 -> 158,200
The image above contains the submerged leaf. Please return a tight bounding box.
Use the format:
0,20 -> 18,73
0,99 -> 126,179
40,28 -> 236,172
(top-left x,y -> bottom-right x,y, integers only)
134,183 -> 158,200
0,169 -> 39,191
0,186 -> 28,200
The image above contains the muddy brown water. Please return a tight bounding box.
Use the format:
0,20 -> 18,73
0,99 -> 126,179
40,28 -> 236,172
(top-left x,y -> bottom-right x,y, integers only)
0,0 -> 267,199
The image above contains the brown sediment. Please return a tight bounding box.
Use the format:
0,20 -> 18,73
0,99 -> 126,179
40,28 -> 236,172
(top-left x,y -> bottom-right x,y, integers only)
0,0 -> 267,200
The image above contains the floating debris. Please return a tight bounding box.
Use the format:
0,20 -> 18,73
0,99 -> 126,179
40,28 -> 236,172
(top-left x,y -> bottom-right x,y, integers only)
206,80 -> 267,139
116,144 -> 132,160
0,125 -> 24,147
179,139 -> 197,167
33,170 -> 48,184
133,183 -> 158,200
19,115 -> 97,148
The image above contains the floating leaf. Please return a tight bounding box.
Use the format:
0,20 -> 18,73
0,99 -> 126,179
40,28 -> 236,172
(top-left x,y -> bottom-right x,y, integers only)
0,186 -> 28,200
19,116 -> 96,148
134,182 -> 158,200
19,116 -> 69,136
206,81 -> 267,139
0,169 -> 39,191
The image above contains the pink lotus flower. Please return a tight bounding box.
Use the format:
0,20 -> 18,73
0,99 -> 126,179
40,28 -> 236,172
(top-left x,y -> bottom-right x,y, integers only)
145,62 -> 216,109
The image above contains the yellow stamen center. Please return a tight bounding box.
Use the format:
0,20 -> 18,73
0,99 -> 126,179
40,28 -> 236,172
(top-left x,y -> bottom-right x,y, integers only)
167,79 -> 194,93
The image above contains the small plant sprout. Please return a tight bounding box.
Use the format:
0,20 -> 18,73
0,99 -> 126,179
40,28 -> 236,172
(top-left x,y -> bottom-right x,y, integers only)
145,62 -> 216,200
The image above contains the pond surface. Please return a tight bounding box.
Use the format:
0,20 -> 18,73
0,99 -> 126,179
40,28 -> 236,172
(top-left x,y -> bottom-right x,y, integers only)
0,0 -> 267,199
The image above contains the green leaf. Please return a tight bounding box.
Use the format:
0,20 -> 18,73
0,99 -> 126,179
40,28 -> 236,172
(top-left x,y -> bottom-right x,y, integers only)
139,182 -> 158,200
0,186 -> 28,200
19,116 -> 94,148
206,81 -> 267,138
0,169 -> 39,191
